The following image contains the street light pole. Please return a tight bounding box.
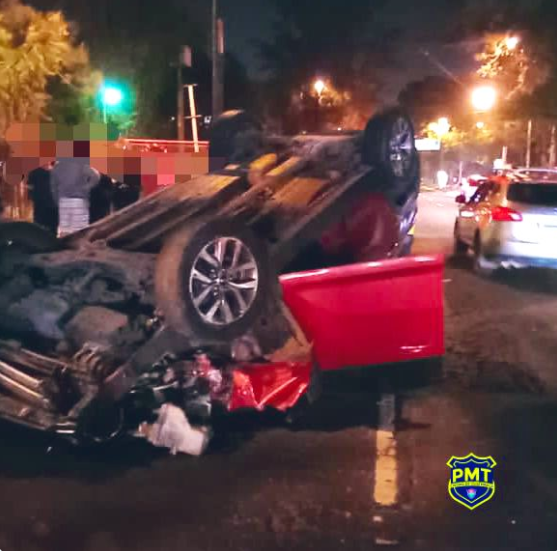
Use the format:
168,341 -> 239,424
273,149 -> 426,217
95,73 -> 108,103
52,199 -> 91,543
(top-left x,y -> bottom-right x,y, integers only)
526,118 -> 533,168
212,0 -> 224,118
177,57 -> 185,141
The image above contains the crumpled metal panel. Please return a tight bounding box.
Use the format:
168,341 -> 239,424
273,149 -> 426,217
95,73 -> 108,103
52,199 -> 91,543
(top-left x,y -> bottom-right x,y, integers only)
228,361 -> 312,412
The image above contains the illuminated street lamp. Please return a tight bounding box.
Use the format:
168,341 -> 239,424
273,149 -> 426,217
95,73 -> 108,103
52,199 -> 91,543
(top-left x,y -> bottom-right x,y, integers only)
99,84 -> 124,123
428,117 -> 451,188
436,117 -> 451,138
505,35 -> 520,51
428,117 -> 451,139
471,85 -> 497,113
313,79 -> 326,96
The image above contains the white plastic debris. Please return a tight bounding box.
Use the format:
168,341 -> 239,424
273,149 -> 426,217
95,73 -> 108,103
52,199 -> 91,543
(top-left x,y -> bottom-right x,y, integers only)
141,404 -> 211,456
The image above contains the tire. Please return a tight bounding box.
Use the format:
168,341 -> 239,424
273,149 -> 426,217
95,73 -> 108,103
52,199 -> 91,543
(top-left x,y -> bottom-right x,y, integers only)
453,222 -> 468,256
362,108 -> 420,207
473,234 -> 494,277
74,399 -> 125,447
0,221 -> 59,254
209,110 -> 264,172
155,218 -> 274,341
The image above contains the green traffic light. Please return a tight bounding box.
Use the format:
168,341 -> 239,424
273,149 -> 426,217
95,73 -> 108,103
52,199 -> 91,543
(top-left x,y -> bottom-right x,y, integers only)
101,85 -> 124,106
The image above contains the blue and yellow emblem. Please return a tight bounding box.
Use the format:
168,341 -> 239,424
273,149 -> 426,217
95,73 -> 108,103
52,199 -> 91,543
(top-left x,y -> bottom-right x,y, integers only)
447,453 -> 497,510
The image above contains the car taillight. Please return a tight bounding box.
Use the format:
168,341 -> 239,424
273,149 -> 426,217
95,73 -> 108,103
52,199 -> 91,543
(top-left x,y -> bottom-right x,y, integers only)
491,206 -> 523,222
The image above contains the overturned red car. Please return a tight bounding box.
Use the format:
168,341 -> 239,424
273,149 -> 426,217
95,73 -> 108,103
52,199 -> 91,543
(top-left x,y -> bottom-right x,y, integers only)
0,109 -> 444,454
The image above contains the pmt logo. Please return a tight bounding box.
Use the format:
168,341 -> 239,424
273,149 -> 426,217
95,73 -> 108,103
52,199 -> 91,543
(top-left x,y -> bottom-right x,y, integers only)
447,453 -> 497,510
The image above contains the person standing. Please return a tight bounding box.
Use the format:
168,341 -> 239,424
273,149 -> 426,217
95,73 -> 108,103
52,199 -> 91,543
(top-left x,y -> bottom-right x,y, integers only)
51,143 -> 100,235
27,162 -> 57,234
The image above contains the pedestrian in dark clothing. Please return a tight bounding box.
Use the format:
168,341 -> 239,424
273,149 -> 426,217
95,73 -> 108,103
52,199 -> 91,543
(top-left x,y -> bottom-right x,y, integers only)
89,174 -> 114,223
27,164 -> 58,234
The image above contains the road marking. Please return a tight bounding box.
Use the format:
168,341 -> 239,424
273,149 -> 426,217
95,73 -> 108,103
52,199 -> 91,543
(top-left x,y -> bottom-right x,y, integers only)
373,393 -> 398,507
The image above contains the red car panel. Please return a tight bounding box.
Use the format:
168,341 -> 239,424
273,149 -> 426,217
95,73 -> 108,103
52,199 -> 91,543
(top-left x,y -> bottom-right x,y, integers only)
320,193 -> 400,261
228,361 -> 312,412
279,255 -> 445,370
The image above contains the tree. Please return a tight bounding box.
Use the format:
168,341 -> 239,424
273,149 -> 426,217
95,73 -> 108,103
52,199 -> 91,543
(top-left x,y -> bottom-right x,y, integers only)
29,0 -> 212,136
0,0 -> 90,134
398,76 -> 466,130
258,0 -> 390,132
476,33 -> 549,102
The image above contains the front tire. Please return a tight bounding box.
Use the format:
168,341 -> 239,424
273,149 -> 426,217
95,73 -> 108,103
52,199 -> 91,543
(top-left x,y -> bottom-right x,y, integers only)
155,218 -> 274,341
209,111 -> 264,172
0,221 -> 59,254
453,222 -> 468,256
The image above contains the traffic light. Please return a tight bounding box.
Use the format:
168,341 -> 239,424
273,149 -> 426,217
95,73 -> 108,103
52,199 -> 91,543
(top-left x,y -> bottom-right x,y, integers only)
97,81 -> 134,126
101,85 -> 123,107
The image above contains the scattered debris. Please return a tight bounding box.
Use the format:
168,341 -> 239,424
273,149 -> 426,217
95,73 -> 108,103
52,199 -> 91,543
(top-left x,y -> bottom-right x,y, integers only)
139,404 -> 211,456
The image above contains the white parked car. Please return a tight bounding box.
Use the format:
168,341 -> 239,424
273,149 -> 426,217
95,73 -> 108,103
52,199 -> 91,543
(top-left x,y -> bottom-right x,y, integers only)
454,178 -> 557,275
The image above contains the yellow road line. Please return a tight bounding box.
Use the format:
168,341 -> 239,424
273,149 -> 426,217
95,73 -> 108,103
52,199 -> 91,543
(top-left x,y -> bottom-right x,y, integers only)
373,394 -> 398,507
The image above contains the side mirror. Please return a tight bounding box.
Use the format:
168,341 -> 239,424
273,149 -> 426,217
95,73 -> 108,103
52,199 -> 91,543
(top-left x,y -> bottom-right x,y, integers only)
455,194 -> 466,204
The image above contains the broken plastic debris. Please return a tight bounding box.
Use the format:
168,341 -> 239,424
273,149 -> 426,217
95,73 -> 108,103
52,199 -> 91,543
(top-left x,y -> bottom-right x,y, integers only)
140,404 -> 210,456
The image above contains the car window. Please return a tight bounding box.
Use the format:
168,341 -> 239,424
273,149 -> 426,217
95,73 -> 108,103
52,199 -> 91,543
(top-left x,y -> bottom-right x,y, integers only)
507,183 -> 557,206
517,170 -> 557,181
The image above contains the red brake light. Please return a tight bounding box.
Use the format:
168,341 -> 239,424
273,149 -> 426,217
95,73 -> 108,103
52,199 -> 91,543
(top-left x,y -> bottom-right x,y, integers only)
491,206 -> 522,222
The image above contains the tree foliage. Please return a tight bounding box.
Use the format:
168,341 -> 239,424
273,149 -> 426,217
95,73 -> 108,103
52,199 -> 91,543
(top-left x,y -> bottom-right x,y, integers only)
477,33 -> 549,101
258,0 -> 390,131
0,0 -> 90,133
27,0 -> 252,136
398,76 -> 466,129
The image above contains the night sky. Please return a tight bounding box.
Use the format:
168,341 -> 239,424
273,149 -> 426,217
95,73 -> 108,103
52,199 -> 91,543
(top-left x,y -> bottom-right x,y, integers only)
220,0 -> 533,103
220,0 -> 477,102
220,0 -> 274,77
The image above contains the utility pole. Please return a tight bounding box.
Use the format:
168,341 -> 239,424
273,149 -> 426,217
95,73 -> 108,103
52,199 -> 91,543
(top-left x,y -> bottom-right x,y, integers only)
550,123 -> 556,167
177,55 -> 185,142
212,0 -> 224,118
526,119 -> 533,168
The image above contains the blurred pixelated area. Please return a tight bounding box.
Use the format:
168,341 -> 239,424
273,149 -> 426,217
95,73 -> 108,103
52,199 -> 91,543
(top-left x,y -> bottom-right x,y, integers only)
0,123 -> 209,220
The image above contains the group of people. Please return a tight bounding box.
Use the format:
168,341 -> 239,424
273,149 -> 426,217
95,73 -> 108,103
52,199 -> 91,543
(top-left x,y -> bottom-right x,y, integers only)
25,158 -> 141,236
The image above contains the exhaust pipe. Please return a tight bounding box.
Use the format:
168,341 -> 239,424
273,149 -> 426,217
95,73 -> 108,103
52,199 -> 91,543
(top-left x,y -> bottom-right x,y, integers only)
0,394 -> 60,432
0,341 -> 65,376
0,360 -> 44,392
0,363 -> 54,412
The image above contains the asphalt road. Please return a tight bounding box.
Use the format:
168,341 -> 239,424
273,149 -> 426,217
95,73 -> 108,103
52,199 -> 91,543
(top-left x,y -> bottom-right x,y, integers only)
2,190 -> 557,551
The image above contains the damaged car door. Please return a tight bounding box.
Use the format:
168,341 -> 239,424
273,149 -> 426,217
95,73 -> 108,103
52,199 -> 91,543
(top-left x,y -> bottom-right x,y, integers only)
280,255 -> 444,371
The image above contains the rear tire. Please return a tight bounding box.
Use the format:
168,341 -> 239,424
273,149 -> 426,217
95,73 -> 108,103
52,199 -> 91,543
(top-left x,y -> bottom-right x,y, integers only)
473,234 -> 494,277
362,108 -> 420,207
155,218 -> 274,341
